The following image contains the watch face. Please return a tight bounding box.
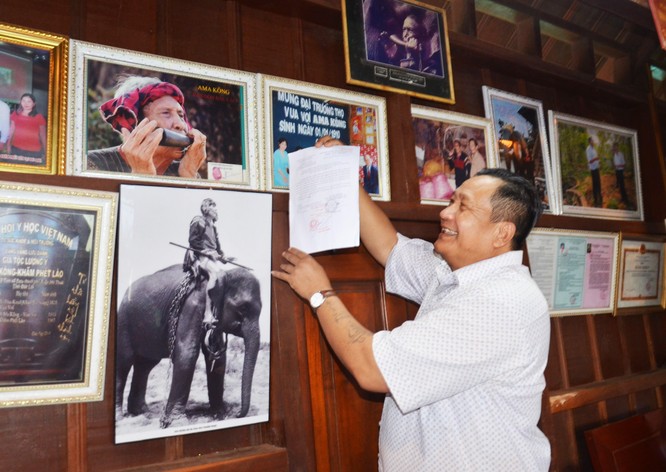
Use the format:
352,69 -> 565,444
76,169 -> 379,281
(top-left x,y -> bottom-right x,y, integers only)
310,292 -> 325,308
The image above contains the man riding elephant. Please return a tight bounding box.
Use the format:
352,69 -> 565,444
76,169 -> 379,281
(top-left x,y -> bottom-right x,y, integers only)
183,198 -> 233,327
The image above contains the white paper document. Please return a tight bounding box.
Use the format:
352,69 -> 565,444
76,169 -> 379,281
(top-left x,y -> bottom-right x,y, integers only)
288,145 -> 360,254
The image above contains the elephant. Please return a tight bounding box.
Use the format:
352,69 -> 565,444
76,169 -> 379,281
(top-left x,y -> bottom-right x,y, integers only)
115,263 -> 262,428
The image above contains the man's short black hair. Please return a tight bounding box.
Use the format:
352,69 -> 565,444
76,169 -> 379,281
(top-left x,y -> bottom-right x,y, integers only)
477,168 -> 542,250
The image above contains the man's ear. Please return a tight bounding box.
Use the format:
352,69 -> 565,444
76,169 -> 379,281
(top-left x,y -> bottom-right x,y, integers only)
494,222 -> 516,249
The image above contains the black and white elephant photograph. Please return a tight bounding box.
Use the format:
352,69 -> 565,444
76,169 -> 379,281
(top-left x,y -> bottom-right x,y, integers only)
114,184 -> 272,444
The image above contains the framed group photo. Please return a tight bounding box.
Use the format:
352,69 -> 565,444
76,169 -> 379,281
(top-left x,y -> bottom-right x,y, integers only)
259,74 -> 390,200
0,181 -> 117,407
0,23 -> 68,175
66,40 -> 259,189
526,228 -> 620,317
548,111 -> 643,221
411,105 -> 497,204
342,0 -> 455,104
482,86 -> 558,214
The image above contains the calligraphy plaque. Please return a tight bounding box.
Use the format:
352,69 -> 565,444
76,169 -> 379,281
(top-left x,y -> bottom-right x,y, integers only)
0,182 -> 116,407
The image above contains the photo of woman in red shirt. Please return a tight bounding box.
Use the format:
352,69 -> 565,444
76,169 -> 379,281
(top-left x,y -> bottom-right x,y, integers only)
7,93 -> 46,161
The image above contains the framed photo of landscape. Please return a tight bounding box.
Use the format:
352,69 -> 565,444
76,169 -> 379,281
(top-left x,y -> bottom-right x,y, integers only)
482,86 -> 558,214
526,228 -> 620,317
548,111 -> 643,221
411,105 -> 496,204
0,23 -> 68,175
258,74 -> 390,200
342,0 -> 455,104
66,40 -> 259,190
0,181 -> 117,407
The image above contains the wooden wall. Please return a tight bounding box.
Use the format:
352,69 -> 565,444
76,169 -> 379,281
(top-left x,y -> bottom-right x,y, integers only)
0,1 -> 664,471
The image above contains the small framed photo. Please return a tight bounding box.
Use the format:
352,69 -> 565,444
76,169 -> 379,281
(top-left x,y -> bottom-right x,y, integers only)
258,74 -> 390,201
0,181 -> 117,407
526,228 -> 620,317
342,0 -> 455,104
66,40 -> 259,190
411,104 -> 497,204
616,235 -> 665,311
548,111 -> 644,221
482,86 -> 558,214
116,184 -> 271,443
0,23 -> 68,175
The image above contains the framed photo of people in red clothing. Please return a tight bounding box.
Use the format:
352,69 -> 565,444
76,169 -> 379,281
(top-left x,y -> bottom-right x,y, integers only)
342,0 -> 455,104
65,40 -> 259,190
482,86 -> 558,215
0,23 -> 68,175
548,111 -> 644,221
411,104 -> 497,205
0,181 -> 117,407
258,74 -> 390,201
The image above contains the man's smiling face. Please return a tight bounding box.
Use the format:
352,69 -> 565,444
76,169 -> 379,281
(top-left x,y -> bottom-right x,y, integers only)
435,175 -> 507,271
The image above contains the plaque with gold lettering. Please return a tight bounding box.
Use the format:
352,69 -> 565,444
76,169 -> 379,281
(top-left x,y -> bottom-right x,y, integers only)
0,181 -> 116,407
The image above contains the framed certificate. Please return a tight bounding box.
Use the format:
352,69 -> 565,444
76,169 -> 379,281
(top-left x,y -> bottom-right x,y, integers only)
0,181 -> 117,407
616,235 -> 665,311
526,228 -> 620,317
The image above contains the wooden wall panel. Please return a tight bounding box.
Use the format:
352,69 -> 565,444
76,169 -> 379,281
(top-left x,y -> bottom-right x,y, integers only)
83,0 -> 158,52
161,0 -> 233,66
0,405 -> 68,471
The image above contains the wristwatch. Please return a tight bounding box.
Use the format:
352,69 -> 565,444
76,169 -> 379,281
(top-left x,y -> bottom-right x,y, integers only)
309,289 -> 337,311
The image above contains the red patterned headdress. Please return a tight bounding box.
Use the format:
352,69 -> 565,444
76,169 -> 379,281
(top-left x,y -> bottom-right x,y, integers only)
99,82 -> 190,133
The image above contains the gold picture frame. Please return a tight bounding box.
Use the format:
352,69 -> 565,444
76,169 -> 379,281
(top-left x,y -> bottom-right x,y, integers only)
0,23 -> 68,175
0,181 -> 117,407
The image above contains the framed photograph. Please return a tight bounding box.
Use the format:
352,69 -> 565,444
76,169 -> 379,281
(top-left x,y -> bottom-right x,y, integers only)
548,111 -> 644,220
0,181 -> 117,407
342,0 -> 455,104
616,235 -> 665,311
482,86 -> 558,214
526,228 -> 620,317
258,74 -> 390,200
411,104 -> 497,205
116,184 -> 271,443
0,23 -> 68,175
66,40 -> 259,190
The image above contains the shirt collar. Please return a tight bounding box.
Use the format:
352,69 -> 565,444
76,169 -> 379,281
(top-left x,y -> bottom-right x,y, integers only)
436,251 -> 524,286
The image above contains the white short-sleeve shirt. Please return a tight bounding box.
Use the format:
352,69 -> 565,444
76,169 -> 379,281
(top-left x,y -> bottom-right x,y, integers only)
373,235 -> 551,471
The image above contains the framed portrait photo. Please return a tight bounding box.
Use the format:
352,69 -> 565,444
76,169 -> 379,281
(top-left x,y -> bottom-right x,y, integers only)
342,0 -> 455,104
411,105 -> 497,205
0,181 -> 117,407
116,184 -> 271,443
0,23 -> 68,175
548,111 -> 644,221
482,86 -> 558,214
258,74 -> 390,200
66,40 -> 259,190
526,228 -> 620,317
616,235 -> 665,312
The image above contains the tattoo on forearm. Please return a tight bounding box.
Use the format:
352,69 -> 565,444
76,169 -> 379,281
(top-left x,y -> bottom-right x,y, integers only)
331,307 -> 367,344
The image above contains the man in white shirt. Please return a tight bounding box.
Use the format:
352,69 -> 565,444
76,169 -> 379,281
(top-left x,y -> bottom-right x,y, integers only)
586,137 -> 602,207
273,136 -> 550,471
611,142 -> 629,205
